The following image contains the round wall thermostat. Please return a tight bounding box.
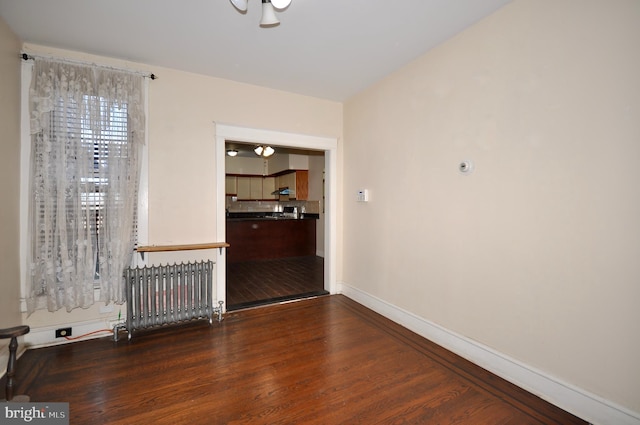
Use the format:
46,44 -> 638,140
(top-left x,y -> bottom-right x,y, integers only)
459,160 -> 475,174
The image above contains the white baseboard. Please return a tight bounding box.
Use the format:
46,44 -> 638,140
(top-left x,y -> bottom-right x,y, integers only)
339,282 -> 640,425
23,319 -> 119,349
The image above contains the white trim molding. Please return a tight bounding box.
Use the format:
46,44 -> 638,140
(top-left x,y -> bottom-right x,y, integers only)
214,123 -> 339,309
340,283 -> 640,425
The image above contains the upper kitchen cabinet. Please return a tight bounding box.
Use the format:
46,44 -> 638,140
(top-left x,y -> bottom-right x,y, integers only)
226,173 -> 307,200
228,174 -> 278,200
235,176 -> 264,200
236,176 -> 251,199
277,170 -> 308,200
262,176 -> 278,200
250,177 -> 263,200
296,171 -> 309,200
225,175 -> 237,195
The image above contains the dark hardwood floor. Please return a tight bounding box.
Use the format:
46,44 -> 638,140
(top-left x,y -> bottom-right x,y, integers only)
226,255 -> 327,310
1,295 -> 587,424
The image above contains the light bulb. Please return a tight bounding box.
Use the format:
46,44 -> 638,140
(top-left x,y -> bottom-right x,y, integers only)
263,146 -> 275,157
230,0 -> 248,12
271,0 -> 291,9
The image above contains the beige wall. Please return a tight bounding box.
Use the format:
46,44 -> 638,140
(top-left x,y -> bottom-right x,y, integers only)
343,0 -> 639,414
0,16 -> 22,330
147,65 -> 341,245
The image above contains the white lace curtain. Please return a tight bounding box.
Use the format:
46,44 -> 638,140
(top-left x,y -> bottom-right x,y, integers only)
27,58 -> 146,314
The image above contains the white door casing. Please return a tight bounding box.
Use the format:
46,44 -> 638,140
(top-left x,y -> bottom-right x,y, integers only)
214,123 -> 338,310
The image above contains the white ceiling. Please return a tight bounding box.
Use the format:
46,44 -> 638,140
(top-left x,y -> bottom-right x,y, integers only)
0,0 -> 512,102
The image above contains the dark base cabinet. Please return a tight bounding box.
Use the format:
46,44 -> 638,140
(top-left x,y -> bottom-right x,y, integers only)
226,219 -> 316,263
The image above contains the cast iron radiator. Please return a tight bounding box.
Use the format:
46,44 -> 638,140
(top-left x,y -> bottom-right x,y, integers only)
120,261 -> 223,340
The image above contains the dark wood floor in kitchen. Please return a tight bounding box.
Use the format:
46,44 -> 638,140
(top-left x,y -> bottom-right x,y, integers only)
226,255 -> 327,310
3,295 -> 587,424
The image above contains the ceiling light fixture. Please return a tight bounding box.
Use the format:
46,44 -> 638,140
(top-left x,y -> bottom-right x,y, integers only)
226,149 -> 238,157
254,146 -> 275,157
230,0 -> 292,27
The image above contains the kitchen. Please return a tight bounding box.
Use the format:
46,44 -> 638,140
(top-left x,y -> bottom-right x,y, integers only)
224,142 -> 327,310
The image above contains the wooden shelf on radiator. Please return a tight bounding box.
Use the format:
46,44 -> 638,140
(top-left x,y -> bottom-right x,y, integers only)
136,242 -> 230,254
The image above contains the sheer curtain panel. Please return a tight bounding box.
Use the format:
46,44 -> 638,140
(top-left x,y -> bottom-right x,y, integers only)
27,58 -> 146,314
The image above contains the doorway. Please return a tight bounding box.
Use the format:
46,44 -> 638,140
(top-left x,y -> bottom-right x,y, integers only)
225,142 -> 325,309
214,124 -> 338,312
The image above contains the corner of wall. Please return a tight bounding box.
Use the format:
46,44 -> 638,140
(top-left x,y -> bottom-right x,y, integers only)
0,14 -> 24,329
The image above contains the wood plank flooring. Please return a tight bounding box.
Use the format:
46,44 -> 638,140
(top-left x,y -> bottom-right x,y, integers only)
226,255 -> 327,310
2,295 -> 587,424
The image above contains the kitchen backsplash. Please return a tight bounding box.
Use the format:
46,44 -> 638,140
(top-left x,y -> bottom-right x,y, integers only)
226,198 -> 321,215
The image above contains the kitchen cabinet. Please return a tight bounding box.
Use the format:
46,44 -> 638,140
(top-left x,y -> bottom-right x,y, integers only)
277,170 -> 308,200
250,177 -> 262,200
225,176 -> 237,195
295,170 -> 309,200
236,177 -> 251,199
236,176 -> 264,200
262,177 -> 277,200
226,218 -> 316,263
226,172 -> 308,200
277,172 -> 295,197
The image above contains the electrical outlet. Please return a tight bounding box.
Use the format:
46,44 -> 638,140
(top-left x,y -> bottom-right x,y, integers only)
55,327 -> 72,338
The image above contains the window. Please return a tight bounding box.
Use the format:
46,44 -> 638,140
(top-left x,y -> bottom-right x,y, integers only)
26,58 -> 146,313
77,96 -> 137,279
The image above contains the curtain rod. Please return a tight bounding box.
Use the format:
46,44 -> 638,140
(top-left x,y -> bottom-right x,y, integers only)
21,52 -> 157,80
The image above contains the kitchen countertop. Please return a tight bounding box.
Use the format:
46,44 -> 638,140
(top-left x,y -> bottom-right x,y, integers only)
226,212 -> 319,221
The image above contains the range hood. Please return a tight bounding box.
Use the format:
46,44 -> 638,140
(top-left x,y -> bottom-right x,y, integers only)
272,187 -> 290,201
271,187 -> 290,195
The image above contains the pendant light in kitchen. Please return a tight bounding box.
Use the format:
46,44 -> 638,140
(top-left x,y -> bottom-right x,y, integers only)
254,145 -> 275,157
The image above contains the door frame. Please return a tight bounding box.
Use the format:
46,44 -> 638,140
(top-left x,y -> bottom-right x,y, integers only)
214,123 -> 338,310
